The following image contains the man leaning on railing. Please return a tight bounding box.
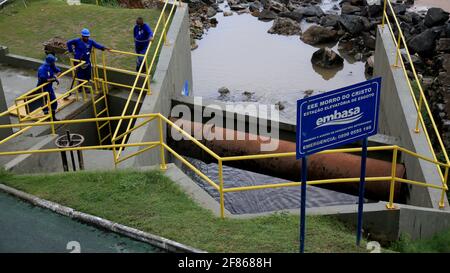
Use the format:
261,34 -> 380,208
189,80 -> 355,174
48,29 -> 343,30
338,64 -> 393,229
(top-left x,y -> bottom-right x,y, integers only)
31,54 -> 61,121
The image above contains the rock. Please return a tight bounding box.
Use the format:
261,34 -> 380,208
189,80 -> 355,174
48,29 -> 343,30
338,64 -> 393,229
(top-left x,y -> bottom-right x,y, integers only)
210,18 -> 218,27
408,28 -> 441,57
305,16 -> 321,24
206,6 -> 217,17
437,38 -> 450,52
341,3 -> 361,15
275,101 -> 285,111
258,9 -> 278,21
319,14 -> 340,28
242,91 -> 255,100
392,4 -> 407,15
268,17 -> 302,35
339,15 -> 370,35
362,32 -> 376,50
366,4 -> 383,18
249,1 -> 262,12
230,4 -> 247,10
301,25 -> 339,45
223,11 -> 233,16
424,7 -> 449,27
278,11 -> 304,22
311,47 -> 344,69
304,90 -> 314,97
365,55 -> 375,75
441,23 -> 450,37
269,0 -> 286,13
43,37 -> 68,54
236,8 -> 250,14
294,5 -> 324,17
218,87 -> 230,95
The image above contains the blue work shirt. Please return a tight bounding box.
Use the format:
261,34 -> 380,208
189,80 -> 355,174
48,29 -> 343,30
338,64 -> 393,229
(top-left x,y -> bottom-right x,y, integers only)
67,38 -> 106,64
37,62 -> 61,92
134,23 -> 153,49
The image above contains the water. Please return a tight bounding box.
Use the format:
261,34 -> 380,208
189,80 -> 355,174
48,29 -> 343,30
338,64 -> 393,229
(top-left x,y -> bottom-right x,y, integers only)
413,0 -> 450,12
181,157 -> 360,214
191,1 -> 367,122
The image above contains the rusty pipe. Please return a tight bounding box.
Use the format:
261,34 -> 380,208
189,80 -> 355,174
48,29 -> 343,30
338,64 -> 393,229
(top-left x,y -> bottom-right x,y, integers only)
168,118 -> 406,202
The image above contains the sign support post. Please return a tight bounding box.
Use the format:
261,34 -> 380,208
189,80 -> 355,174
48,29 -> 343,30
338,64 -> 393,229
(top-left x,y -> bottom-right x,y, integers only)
299,156 -> 307,253
296,77 -> 381,252
356,137 -> 368,246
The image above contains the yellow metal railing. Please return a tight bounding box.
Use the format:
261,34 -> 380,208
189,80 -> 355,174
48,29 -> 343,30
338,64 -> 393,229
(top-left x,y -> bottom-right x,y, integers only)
0,61 -> 90,145
0,113 -> 448,218
110,0 -> 179,165
381,0 -> 450,204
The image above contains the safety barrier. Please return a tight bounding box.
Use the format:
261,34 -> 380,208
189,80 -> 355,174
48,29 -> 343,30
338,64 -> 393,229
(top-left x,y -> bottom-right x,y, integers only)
0,113 -> 448,218
381,1 -> 450,202
110,0 -> 179,165
0,61 -> 91,145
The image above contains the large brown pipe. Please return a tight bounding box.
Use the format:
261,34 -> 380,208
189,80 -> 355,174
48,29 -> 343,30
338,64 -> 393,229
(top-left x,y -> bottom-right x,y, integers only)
168,118 -> 407,202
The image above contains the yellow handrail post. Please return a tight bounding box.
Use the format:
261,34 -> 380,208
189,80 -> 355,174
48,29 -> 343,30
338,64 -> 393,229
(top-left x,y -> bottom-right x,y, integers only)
145,60 -> 151,95
163,13 -> 169,46
101,50 -> 109,95
382,0 -> 387,29
439,166 -> 449,208
415,94 -> 423,133
387,146 -> 398,209
218,159 -> 225,219
47,93 -> 55,135
159,114 -> 167,170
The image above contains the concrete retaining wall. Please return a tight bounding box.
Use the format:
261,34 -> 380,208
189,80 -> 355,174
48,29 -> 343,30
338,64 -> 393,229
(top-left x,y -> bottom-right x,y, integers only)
120,5 -> 192,167
374,25 -> 449,209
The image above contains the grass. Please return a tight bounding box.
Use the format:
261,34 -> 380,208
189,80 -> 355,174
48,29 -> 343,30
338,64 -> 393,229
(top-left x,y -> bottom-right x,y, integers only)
0,169 -> 372,253
0,0 -> 165,70
391,231 -> 450,253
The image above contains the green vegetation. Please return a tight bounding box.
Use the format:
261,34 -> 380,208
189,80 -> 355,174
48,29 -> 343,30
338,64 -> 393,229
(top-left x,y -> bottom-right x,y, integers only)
0,0 -> 164,69
0,169 -> 371,253
391,231 -> 450,253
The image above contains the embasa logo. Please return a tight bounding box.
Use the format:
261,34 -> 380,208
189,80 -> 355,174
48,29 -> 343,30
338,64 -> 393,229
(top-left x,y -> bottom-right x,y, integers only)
315,107 -> 363,129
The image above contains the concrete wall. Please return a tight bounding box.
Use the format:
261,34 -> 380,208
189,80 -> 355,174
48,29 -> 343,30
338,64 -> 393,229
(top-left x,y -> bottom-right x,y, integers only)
120,5 -> 193,167
374,26 -> 449,209
0,77 -> 13,138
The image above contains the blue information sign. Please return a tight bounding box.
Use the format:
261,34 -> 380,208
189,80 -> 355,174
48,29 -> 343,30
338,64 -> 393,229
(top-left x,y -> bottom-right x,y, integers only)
296,77 -> 381,159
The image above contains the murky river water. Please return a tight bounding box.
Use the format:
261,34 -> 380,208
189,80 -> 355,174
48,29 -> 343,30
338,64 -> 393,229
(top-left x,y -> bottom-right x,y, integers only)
192,0 -> 367,122
413,0 -> 450,12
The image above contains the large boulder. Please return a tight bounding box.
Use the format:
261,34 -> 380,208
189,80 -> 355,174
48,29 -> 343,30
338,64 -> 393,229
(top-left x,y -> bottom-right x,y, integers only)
301,25 -> 339,45
206,6 -> 217,17
437,38 -> 450,52
339,15 -> 370,35
319,14 -> 340,28
294,5 -> 324,17
258,9 -> 278,21
311,47 -> 344,69
341,3 -> 361,15
408,28 -> 442,57
424,8 -> 449,28
278,10 -> 304,22
268,17 -> 302,35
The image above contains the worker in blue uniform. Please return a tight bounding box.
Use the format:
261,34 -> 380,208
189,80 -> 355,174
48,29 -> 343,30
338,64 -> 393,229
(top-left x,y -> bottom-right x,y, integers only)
67,28 -> 111,86
34,54 -> 61,121
134,17 -> 153,72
